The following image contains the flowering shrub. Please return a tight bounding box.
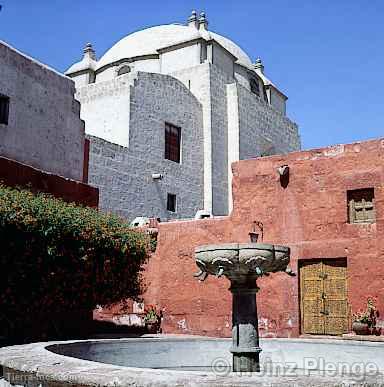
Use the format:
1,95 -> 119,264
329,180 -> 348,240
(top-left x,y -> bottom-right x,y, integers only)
0,185 -> 150,340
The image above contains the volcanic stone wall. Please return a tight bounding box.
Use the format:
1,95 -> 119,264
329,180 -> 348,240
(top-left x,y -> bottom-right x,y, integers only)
236,84 -> 300,160
0,41 -> 85,182
87,72 -> 204,221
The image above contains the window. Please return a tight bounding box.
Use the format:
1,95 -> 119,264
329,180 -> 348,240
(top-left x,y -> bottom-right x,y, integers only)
117,65 -> 131,76
167,193 -> 177,213
250,79 -> 260,96
0,94 -> 9,125
347,188 -> 375,223
165,123 -> 181,163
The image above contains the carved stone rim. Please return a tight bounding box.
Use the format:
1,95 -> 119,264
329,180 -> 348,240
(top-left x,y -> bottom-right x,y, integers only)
195,243 -> 289,253
0,336 -> 383,386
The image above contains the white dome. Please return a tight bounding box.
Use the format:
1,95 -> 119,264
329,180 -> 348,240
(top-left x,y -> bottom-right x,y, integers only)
97,24 -> 252,69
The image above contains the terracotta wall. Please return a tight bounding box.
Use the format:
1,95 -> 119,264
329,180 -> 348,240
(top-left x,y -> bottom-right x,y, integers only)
143,139 -> 384,337
0,156 -> 99,208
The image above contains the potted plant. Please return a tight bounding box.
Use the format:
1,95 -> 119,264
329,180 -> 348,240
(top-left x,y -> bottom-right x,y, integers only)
352,297 -> 378,335
143,305 -> 161,334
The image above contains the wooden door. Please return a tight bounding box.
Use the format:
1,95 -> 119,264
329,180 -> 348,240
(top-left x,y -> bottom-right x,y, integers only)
300,259 -> 348,335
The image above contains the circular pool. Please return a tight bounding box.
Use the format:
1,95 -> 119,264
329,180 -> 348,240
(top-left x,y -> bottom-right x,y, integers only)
0,335 -> 383,386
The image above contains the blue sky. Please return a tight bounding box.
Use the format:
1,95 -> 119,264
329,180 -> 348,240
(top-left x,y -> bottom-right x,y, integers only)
1,0 -> 383,150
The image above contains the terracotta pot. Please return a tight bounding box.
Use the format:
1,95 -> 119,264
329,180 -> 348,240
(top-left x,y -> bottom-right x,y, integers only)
146,321 -> 160,334
352,321 -> 370,335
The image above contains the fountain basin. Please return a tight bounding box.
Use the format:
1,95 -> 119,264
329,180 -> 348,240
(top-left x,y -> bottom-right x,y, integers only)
0,336 -> 383,386
194,243 -> 291,278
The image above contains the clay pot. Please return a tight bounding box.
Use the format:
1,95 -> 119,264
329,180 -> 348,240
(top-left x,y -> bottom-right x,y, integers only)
352,321 -> 370,335
145,321 -> 160,334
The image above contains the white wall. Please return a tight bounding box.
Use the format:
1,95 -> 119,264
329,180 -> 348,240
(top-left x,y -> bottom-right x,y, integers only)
95,67 -> 116,83
0,40 -> 85,181
76,73 -> 134,147
96,59 -> 160,83
161,44 -> 200,74
71,72 -> 92,89
132,58 -> 160,73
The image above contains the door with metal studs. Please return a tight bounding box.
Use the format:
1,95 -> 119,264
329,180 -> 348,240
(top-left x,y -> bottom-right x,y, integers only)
300,259 -> 348,335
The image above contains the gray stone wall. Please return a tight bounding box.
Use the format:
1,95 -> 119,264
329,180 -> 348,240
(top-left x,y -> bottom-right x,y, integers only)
171,63 -> 298,216
269,88 -> 287,116
0,41 -> 85,181
237,84 -> 300,159
88,72 -> 204,221
209,64 -> 234,216
234,64 -> 250,90
212,43 -> 235,78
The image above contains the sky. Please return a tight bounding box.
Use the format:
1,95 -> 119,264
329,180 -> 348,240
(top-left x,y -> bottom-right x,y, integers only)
0,0 -> 383,150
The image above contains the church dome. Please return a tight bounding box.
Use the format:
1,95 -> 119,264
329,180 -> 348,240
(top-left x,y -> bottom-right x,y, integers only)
96,24 -> 252,69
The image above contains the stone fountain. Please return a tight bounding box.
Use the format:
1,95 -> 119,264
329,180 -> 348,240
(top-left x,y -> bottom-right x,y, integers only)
1,243 -> 384,386
194,242 -> 294,372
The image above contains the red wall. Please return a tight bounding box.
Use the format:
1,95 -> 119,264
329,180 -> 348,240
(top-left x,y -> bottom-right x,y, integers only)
143,139 -> 384,337
0,156 -> 99,208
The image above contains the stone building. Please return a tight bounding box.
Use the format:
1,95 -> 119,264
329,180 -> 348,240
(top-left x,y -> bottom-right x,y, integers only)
0,40 -> 98,206
66,11 -> 300,221
136,138 -> 383,338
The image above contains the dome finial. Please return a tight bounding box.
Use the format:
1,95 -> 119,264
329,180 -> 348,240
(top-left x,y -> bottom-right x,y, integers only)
198,11 -> 208,30
188,9 -> 198,29
83,42 -> 96,60
253,58 -> 264,74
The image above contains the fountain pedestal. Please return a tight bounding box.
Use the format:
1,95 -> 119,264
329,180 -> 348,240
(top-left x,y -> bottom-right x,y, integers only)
230,277 -> 261,372
194,243 -> 293,373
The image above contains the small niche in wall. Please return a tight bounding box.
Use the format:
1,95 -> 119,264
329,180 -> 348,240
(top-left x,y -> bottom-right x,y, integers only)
347,188 -> 375,224
0,94 -> 10,125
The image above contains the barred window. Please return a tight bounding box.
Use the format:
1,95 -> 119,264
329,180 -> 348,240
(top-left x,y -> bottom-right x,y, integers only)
167,193 -> 177,213
0,94 -> 9,125
165,123 -> 181,163
347,188 -> 375,223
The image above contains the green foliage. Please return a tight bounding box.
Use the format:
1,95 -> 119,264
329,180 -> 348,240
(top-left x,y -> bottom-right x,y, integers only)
143,304 -> 161,323
0,185 -> 150,340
